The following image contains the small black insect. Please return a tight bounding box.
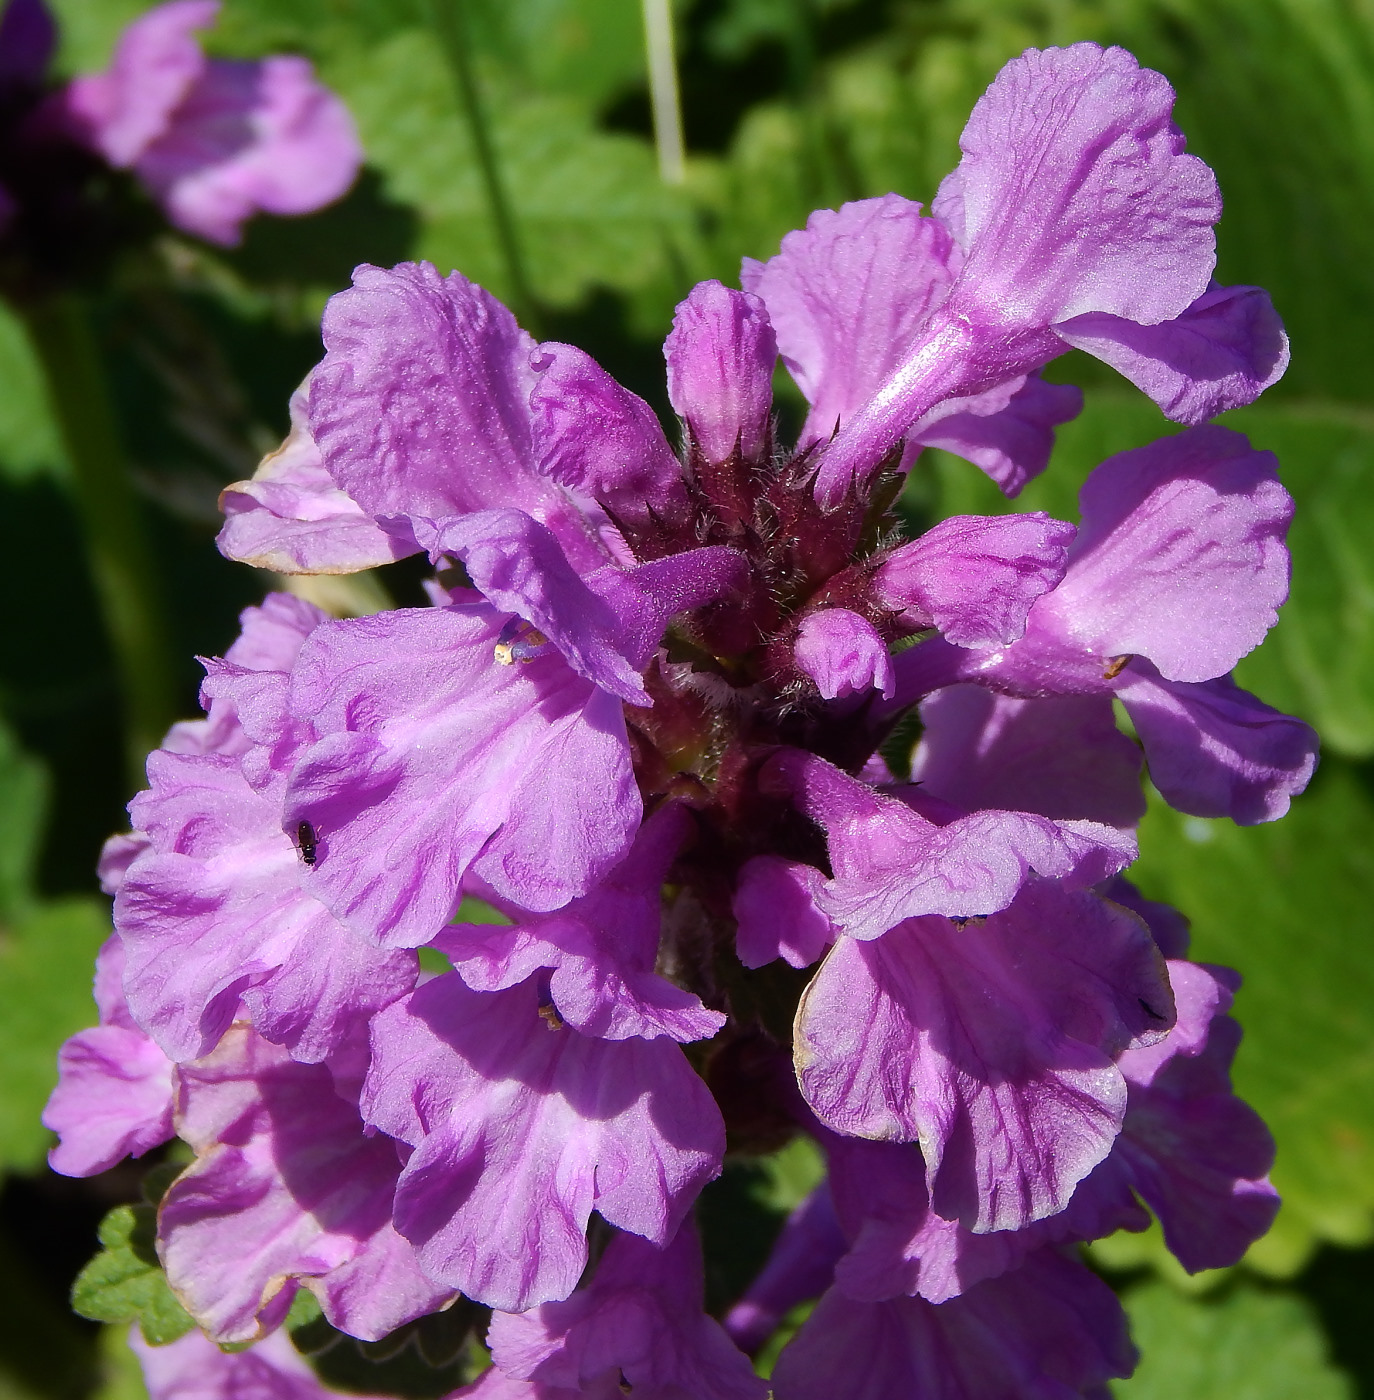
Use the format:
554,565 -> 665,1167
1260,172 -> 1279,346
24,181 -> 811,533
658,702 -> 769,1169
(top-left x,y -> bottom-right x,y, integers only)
1138,996 -> 1169,1022
296,820 -> 319,866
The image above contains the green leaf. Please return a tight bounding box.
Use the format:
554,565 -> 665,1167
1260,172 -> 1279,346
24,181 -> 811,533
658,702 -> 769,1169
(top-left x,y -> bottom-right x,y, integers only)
1131,765 -> 1374,1275
0,307 -> 65,484
1114,1279 -> 1351,1399
72,1206 -> 196,1347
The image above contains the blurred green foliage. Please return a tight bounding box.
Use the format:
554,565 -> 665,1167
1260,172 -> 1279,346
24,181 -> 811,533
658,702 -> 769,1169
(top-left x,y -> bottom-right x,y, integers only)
4,0 -> 1374,1393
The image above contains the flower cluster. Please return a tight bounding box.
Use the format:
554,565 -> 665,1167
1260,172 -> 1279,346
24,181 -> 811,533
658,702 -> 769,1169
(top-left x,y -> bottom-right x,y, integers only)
48,42 -> 1313,1399
0,0 -> 358,294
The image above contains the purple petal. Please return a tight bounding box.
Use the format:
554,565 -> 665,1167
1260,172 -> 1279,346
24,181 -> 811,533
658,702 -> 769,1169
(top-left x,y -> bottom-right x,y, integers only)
362,974 -> 724,1312
770,751 -> 1135,938
795,881 -> 1172,1232
129,1326 -> 364,1400
875,512 -> 1075,648
1115,960 -> 1279,1270
309,263 -> 603,570
1117,668 -> 1318,823
529,342 -> 687,523
133,53 -> 360,245
794,609 -> 895,700
935,43 -> 1219,328
910,687 -> 1144,829
1056,283 -> 1289,424
440,805 -> 724,1043
1101,876 -> 1191,959
911,375 -> 1083,496
160,1026 -> 451,1343
117,752 -> 415,1062
732,856 -> 834,970
282,604 -> 639,944
1040,425 -> 1292,683
62,0 -> 213,166
664,281 -> 776,463
487,1225 -> 765,1399
724,1187 -> 848,1352
770,1251 -> 1135,1400
218,379 -> 416,573
740,195 -> 959,448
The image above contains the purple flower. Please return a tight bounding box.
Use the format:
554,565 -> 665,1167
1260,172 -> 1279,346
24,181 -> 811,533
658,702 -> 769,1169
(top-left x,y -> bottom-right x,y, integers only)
61,0 -> 361,245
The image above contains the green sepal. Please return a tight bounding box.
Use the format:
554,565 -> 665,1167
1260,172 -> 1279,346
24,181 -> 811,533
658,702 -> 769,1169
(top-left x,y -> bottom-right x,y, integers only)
71,1204 -> 196,1346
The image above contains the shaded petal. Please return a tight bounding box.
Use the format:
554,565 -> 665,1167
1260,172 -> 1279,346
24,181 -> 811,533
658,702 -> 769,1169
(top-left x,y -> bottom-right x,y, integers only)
875,512 -> 1075,648
910,687 -> 1144,829
160,1027 -> 450,1343
935,43 -> 1219,327
732,856 -> 834,970
1041,425 -> 1292,682
1056,284 -> 1289,424
129,1326 -> 368,1400
740,195 -> 959,447
1117,668 -> 1318,824
794,608 -> 895,700
912,375 -> 1083,496
770,1251 -> 1134,1400
218,379 -> 416,574
664,281 -> 776,463
362,974 -> 724,1312
283,605 -> 639,943
488,1225 -> 765,1400
795,882 -> 1171,1232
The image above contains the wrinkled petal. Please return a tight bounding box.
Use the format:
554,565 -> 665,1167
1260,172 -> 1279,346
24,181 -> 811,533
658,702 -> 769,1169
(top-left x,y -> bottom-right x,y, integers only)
770,751 -> 1135,938
441,805 -> 724,1043
529,343 -> 687,524
160,1026 -> 451,1343
794,608 -> 895,700
875,512 -> 1075,648
1039,425 -> 1292,682
732,856 -> 834,970
795,881 -> 1172,1232
1056,283 -> 1289,424
283,604 -> 640,944
218,379 -> 415,574
362,974 -> 724,1312
117,752 -> 415,1063
910,687 -> 1144,829
1117,667 -> 1318,824
740,195 -> 959,447
935,43 -> 1219,328
664,281 -> 776,463
912,376 -> 1083,497
770,1250 -> 1134,1400
487,1225 -> 765,1400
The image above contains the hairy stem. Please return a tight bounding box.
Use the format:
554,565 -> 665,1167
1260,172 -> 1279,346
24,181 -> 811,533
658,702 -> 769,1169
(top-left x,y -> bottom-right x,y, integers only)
429,0 -> 540,330
22,292 -> 177,785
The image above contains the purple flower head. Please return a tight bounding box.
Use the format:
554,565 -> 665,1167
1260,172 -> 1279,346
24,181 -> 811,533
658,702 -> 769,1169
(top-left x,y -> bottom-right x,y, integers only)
61,0 -> 361,245
78,36 -> 1309,1396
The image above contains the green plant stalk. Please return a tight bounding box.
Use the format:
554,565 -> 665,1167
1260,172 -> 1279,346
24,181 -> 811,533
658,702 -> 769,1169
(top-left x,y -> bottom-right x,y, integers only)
428,0 -> 540,331
641,0 -> 686,184
21,292 -> 177,786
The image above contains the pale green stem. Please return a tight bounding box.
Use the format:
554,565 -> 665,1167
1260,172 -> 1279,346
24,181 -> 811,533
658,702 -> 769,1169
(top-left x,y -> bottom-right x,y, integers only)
641,0 -> 686,184
21,293 -> 177,786
428,0 -> 540,330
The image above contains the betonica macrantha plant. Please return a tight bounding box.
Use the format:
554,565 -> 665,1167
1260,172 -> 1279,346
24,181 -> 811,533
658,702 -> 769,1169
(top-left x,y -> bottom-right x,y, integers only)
47,41 -> 1315,1400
